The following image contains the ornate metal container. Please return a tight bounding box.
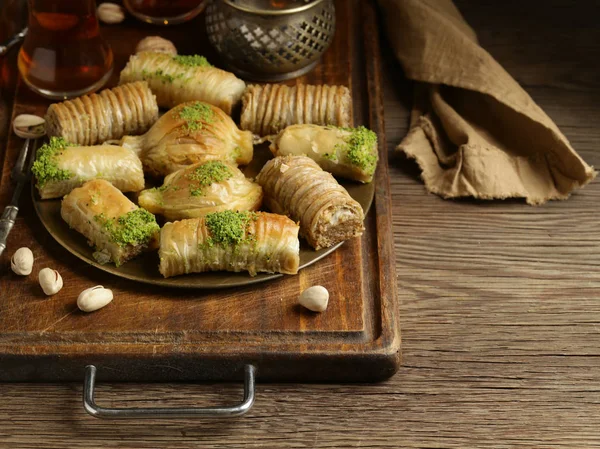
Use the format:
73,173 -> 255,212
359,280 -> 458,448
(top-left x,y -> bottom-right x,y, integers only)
206,0 -> 336,81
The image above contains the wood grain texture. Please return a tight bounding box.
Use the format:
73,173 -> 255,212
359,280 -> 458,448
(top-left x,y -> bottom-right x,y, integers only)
0,0 -> 399,382
0,0 -> 599,448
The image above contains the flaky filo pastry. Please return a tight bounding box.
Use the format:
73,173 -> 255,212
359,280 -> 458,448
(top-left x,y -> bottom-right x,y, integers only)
61,179 -> 160,267
119,101 -> 254,177
45,81 -> 159,146
269,124 -> 379,183
159,211 -> 300,278
240,84 -> 352,137
138,161 -> 263,221
32,137 -> 145,199
120,52 -> 246,115
256,155 -> 365,250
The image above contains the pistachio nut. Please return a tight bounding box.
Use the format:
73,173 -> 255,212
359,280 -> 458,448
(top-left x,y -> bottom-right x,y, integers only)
13,114 -> 46,139
97,2 -> 125,24
38,268 -> 63,296
77,285 -> 114,312
135,36 -> 178,55
298,285 -> 329,312
11,247 -> 34,276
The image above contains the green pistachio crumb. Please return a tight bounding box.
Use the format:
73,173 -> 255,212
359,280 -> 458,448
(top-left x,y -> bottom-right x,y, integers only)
323,152 -> 337,162
31,137 -> 74,188
173,54 -> 212,68
145,186 -> 166,198
203,210 -> 258,247
177,101 -> 214,133
188,161 -> 233,197
154,69 -> 175,84
198,236 -> 214,251
142,68 -> 186,84
94,208 -> 159,248
342,126 -> 378,173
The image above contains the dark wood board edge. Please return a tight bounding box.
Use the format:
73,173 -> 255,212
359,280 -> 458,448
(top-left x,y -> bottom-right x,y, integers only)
0,351 -> 399,383
362,0 -> 401,368
0,0 -> 400,382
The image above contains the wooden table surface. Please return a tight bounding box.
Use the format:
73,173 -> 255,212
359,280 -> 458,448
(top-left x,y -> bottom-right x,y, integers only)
1,1 -> 599,448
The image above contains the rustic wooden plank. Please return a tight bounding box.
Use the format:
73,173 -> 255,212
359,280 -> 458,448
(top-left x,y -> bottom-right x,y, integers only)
0,0 -> 599,448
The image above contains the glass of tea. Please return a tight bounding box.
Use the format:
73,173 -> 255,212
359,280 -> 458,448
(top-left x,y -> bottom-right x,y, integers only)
18,0 -> 113,100
124,0 -> 209,26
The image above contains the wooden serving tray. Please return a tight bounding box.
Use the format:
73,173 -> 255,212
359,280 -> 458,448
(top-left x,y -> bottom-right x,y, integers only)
0,0 -> 400,382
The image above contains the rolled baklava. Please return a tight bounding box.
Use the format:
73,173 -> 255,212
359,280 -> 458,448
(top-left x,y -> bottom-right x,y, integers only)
240,84 -> 352,136
256,155 -> 364,250
61,179 -> 160,267
45,81 -> 159,146
119,101 -> 253,177
120,52 -> 246,114
32,137 -> 145,199
159,211 -> 300,278
138,161 -> 263,221
269,124 -> 379,183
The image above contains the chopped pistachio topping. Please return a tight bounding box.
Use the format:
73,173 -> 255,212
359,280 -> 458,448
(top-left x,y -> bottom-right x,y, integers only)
94,208 -> 159,248
31,137 -> 74,188
178,102 -> 214,132
141,68 -> 185,84
342,126 -> 378,173
173,54 -> 212,68
322,152 -> 337,162
203,210 -> 258,247
187,161 -> 233,197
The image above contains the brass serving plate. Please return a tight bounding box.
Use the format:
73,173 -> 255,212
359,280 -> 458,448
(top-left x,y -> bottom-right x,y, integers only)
32,146 -> 375,289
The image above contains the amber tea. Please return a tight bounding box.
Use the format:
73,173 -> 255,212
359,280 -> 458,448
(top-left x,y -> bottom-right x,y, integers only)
18,0 -> 113,100
124,0 -> 208,25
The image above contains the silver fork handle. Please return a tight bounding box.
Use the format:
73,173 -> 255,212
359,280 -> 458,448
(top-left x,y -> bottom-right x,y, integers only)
0,27 -> 27,56
0,205 -> 18,257
83,365 -> 256,419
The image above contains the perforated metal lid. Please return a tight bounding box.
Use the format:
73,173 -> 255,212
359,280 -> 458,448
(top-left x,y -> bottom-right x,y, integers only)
223,0 -> 325,15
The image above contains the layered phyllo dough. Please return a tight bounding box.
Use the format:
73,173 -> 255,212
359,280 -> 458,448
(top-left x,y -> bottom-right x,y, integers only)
120,52 -> 245,114
138,161 -> 263,221
61,179 -> 160,266
240,84 -> 352,136
256,155 -> 364,250
32,137 -> 145,199
159,211 -> 300,277
269,124 -> 378,183
119,101 -> 253,177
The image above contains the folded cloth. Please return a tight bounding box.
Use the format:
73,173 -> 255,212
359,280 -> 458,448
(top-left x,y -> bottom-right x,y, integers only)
377,0 -> 596,205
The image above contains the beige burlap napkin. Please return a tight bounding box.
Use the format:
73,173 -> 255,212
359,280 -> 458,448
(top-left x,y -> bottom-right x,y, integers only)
377,0 -> 596,205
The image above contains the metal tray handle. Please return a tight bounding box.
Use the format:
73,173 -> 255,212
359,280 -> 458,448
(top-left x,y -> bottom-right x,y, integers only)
83,364 -> 256,419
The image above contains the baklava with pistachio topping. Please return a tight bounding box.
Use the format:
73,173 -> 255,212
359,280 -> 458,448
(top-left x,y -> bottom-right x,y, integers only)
32,137 -> 145,199
138,161 -> 263,221
120,52 -> 246,114
159,210 -> 300,278
269,125 -> 378,183
119,101 -> 253,177
61,179 -> 160,267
